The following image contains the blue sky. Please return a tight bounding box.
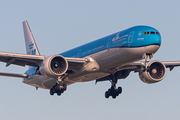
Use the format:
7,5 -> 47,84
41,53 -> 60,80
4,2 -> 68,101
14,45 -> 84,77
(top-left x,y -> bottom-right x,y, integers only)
0,0 -> 180,120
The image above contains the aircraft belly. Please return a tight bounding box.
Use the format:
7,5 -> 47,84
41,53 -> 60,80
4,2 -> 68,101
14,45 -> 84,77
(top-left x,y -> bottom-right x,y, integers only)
67,72 -> 110,82
24,75 -> 57,89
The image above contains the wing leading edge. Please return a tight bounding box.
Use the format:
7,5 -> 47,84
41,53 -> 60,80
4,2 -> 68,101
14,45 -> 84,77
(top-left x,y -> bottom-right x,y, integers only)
120,61 -> 180,71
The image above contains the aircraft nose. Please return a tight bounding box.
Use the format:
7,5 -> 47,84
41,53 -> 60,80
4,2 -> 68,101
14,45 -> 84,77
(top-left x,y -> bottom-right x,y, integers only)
143,32 -> 161,47
143,33 -> 161,54
148,34 -> 161,53
155,34 -> 161,46
149,34 -> 161,46
155,35 -> 161,46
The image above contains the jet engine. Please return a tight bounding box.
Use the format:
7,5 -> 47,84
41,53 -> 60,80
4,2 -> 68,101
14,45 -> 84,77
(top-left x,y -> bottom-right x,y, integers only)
39,55 -> 68,78
139,60 -> 166,84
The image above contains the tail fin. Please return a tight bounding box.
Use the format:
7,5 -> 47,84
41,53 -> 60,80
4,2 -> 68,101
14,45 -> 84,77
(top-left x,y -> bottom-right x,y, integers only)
22,20 -> 40,55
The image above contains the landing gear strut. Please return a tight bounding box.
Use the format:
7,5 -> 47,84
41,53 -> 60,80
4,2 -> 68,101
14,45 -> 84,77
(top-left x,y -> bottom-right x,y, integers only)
105,74 -> 122,99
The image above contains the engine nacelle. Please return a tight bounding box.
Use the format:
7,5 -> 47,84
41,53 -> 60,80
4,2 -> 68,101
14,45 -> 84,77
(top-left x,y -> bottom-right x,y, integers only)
39,55 -> 68,78
139,60 -> 166,84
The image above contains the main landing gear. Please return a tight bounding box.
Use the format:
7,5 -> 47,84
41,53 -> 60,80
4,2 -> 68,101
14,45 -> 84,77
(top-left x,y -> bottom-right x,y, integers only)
105,74 -> 122,99
105,86 -> 122,99
49,75 -> 68,96
50,83 -> 67,96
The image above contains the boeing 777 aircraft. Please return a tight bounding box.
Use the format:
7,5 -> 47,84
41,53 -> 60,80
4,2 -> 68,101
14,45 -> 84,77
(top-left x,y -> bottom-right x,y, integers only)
0,20 -> 179,99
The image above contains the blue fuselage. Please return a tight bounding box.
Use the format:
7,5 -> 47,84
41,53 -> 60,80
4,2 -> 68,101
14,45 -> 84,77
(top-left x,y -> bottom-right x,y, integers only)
61,25 -> 161,58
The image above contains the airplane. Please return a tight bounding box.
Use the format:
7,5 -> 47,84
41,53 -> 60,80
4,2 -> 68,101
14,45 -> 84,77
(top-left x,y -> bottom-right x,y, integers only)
0,20 -> 179,99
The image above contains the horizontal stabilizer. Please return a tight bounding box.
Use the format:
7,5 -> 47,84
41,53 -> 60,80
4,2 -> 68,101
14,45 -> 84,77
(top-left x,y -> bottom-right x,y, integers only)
0,72 -> 28,78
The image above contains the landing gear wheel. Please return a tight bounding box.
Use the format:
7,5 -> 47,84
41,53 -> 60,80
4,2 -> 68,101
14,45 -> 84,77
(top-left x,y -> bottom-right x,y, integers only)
108,89 -> 111,94
50,88 -> 54,95
115,90 -> 119,96
105,91 -> 110,98
50,83 -> 67,96
63,84 -> 67,91
57,91 -> 61,96
103,73 -> 124,99
61,89 -> 64,93
105,85 -> 122,99
118,87 -> 122,94
112,94 -> 116,99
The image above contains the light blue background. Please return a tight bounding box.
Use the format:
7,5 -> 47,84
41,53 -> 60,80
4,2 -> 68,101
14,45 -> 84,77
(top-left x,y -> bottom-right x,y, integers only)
0,1 -> 180,120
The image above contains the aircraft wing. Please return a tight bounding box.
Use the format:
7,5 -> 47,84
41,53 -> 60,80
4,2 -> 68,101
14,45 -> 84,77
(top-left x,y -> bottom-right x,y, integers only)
96,60 -> 180,83
117,61 -> 180,72
0,52 -> 45,67
0,51 -> 87,71
162,61 -> 180,70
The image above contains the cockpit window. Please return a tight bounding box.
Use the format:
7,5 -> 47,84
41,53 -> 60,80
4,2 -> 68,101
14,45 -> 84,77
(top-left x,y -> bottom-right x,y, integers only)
143,31 -> 160,35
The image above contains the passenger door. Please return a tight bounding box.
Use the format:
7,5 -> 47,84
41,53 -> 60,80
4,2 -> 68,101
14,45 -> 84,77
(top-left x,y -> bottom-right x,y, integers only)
128,31 -> 134,43
77,49 -> 81,57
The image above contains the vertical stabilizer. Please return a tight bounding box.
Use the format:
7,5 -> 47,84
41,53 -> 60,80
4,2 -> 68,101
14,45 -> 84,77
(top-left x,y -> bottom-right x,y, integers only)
23,20 -> 40,55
